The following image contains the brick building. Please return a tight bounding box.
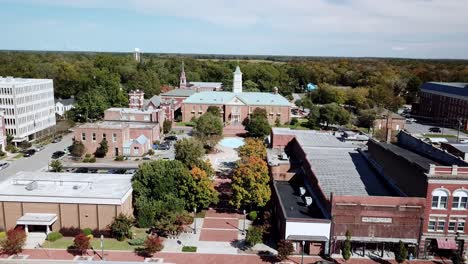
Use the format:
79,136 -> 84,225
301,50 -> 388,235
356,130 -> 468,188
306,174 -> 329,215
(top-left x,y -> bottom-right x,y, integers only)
269,128 -> 424,257
0,172 -> 133,233
367,131 -> 468,259
414,82 -> 468,130
181,66 -> 291,126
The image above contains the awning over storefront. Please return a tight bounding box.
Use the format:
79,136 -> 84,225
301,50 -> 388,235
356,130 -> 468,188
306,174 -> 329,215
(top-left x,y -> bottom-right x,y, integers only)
287,235 -> 328,242
436,238 -> 457,250
16,213 -> 57,226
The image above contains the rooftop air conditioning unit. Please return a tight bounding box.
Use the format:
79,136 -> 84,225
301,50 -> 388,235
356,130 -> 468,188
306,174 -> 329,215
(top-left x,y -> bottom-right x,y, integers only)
299,187 -> 306,196
25,181 -> 38,191
73,185 -> 79,190
305,196 -> 313,206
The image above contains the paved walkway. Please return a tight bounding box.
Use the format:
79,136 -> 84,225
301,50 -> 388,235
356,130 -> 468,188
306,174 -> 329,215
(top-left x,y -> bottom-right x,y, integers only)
199,210 -> 240,242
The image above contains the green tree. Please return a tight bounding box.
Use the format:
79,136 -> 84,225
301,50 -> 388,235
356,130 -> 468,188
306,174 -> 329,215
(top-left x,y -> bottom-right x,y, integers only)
238,138 -> 266,162
356,109 -> 377,132
189,167 -> 219,209
193,112 -> 223,149
244,108 -> 271,138
174,138 -> 205,167
206,105 -> 221,116
70,140 -> 86,157
277,240 -> 294,261
230,156 -> 271,209
163,120 -> 172,134
49,160 -> 63,172
243,80 -> 260,92
94,138 -> 109,158
342,230 -> 352,261
245,226 -> 264,247
394,240 -> 408,263
110,213 -> 134,241
318,103 -> 350,128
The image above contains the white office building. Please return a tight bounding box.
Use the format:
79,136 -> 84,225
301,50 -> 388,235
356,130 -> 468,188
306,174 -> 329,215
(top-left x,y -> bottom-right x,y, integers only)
0,77 -> 56,142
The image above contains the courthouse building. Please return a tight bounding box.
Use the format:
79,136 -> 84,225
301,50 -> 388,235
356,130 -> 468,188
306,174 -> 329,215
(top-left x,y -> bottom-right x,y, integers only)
0,77 -> 56,142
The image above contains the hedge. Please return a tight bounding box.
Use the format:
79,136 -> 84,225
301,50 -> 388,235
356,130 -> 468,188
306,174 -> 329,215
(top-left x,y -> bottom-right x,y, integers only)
46,231 -> 63,242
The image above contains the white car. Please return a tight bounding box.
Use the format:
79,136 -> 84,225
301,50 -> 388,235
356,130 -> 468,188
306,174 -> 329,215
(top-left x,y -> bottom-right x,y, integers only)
460,139 -> 468,144
0,162 -> 9,170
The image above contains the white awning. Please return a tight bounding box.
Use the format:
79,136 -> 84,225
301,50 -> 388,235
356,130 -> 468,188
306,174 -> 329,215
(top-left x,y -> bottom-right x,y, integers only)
16,213 -> 57,226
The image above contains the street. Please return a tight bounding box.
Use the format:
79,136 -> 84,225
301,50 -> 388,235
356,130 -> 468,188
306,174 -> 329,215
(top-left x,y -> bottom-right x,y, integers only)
405,121 -> 468,138
0,134 -> 73,181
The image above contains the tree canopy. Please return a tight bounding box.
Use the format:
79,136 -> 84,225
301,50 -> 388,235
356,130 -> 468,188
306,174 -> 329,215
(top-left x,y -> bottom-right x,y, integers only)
238,138 -> 266,162
244,108 -> 271,138
193,112 -> 223,148
174,137 -> 205,168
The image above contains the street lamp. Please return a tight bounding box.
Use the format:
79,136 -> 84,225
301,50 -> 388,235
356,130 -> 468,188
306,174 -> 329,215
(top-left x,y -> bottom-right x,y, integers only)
301,240 -> 305,264
100,234 -> 104,261
193,208 -> 197,234
242,209 -> 246,235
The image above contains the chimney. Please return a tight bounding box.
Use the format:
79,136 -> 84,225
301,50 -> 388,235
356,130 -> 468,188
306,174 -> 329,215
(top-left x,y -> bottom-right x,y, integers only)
451,165 -> 458,176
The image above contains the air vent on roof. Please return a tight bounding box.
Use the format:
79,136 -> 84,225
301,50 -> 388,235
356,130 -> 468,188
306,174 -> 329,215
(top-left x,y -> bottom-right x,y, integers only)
299,187 -> 306,196
25,181 -> 38,191
305,196 -> 313,206
73,185 -> 79,190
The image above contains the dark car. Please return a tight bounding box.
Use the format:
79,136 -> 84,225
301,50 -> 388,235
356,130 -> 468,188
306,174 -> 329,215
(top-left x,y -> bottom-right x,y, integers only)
52,151 -> 65,159
429,127 -> 442,133
164,135 -> 177,141
0,162 -> 9,170
22,149 -> 36,157
52,136 -> 62,143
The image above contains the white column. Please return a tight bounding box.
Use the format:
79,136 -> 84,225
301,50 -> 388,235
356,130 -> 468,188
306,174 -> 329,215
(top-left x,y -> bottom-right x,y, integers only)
46,225 -> 51,235
25,225 -> 29,234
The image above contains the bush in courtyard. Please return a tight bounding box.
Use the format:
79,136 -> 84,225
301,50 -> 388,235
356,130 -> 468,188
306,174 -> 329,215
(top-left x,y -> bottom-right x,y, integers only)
0,228 -> 27,255
94,139 -> 108,158
0,231 -> 6,239
89,156 -> 96,163
342,230 -> 352,261
0,150 -> 5,157
128,238 -> 145,246
73,233 -> 90,256
110,213 -> 134,241
290,117 -> 299,126
70,140 -> 86,157
49,159 -> 63,172
59,227 -> 82,237
144,236 -> 164,256
394,240 -> 408,263
163,120 -> 172,134
147,149 -> 155,156
181,246 -> 197,252
82,228 -> 93,236
245,226 -> 263,247
277,240 -> 294,261
46,232 -> 63,242
114,155 -> 124,161
248,211 -> 258,221
5,145 -> 18,153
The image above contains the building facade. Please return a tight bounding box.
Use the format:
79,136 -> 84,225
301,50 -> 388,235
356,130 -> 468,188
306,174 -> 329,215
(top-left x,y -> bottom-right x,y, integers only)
0,77 -> 56,142
179,62 -> 223,92
55,97 -> 75,118
181,66 -> 291,126
415,82 -> 468,130
0,111 -> 5,151
0,172 -> 133,233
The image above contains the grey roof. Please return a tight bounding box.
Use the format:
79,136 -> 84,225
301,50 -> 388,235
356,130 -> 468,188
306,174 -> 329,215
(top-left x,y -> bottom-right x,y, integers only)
273,180 -> 325,219
184,91 -> 291,106
421,82 -> 468,98
374,142 -> 439,171
189,82 -> 222,88
144,95 -> 161,108
55,97 -> 76,106
161,89 -> 196,97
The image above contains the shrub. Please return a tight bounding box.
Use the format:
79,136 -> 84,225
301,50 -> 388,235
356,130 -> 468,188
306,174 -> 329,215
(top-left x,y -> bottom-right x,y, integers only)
86,234 -> 94,240
277,240 -> 294,261
163,120 -> 172,134
110,214 -> 134,241
73,233 -> 90,255
245,226 -> 263,247
290,117 -> 299,126
0,231 -> 6,239
182,246 -> 197,252
46,232 -> 63,242
342,230 -> 352,261
0,228 -> 27,255
394,240 -> 408,263
0,150 -> 5,157
59,227 -> 82,237
147,149 -> 155,156
248,211 -> 258,221
144,236 -> 164,256
128,238 -> 145,246
85,153 -> 92,158
114,155 -> 124,161
82,228 -> 93,236
5,145 -> 18,153
88,156 -> 96,163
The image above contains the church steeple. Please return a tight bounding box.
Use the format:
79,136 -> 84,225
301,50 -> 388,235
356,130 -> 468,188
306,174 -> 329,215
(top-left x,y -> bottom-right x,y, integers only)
180,61 -> 187,88
233,65 -> 242,93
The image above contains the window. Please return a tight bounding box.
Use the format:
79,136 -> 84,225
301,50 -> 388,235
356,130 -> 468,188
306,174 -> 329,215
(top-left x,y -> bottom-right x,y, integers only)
112,133 -> 117,143
449,218 -> 466,233
102,133 -> 106,140
458,221 -> 465,232
452,190 -> 468,210
428,219 -> 436,231
449,220 -> 457,232
431,189 -> 449,209
92,133 -> 96,142
82,133 -> 86,141
133,146 -> 139,155
144,115 -> 150,121
437,220 -> 445,232
130,115 -> 135,120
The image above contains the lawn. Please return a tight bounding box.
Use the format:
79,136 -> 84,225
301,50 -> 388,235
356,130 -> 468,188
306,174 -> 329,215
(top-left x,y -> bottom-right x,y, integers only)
422,134 -> 456,138
13,153 -> 23,159
288,119 -> 311,130
174,121 -> 194,127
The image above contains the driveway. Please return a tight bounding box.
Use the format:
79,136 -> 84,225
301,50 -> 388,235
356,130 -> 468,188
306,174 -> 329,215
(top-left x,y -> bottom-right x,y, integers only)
0,134 -> 73,180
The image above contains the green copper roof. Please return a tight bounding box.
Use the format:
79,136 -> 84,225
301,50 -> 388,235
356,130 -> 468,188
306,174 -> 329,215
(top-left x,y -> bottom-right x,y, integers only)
183,91 -> 291,106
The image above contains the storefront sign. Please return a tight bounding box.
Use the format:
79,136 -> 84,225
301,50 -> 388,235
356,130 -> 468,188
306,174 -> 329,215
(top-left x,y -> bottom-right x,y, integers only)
361,217 -> 392,223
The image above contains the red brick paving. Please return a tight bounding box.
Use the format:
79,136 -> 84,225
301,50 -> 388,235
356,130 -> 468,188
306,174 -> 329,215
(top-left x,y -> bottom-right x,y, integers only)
4,249 -> 446,264
205,210 -> 240,219
202,218 -> 239,230
199,229 -> 239,242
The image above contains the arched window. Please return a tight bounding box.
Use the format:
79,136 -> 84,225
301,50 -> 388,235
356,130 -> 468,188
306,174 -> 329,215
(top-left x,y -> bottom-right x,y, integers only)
452,190 -> 468,210
431,189 -> 449,209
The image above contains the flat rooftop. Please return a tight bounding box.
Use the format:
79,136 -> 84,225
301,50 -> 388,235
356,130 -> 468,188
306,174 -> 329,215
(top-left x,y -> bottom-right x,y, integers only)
106,107 -> 160,114
282,129 -> 394,198
189,81 -> 223,88
79,121 -> 158,129
0,172 -> 133,205
421,82 -> 468,98
446,143 -> 468,153
375,142 -> 440,171
273,180 -> 326,219
0,77 -> 52,87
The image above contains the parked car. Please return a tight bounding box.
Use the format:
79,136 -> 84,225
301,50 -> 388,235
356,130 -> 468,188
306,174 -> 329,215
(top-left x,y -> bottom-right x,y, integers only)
142,156 -> 151,160
0,162 -> 9,170
460,139 -> 468,144
164,135 -> 177,141
51,151 -> 65,159
429,127 -> 442,133
22,149 -> 36,157
52,137 -> 62,143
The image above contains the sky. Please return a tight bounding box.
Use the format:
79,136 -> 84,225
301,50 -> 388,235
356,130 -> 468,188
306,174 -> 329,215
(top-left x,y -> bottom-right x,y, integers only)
1,0 -> 468,59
